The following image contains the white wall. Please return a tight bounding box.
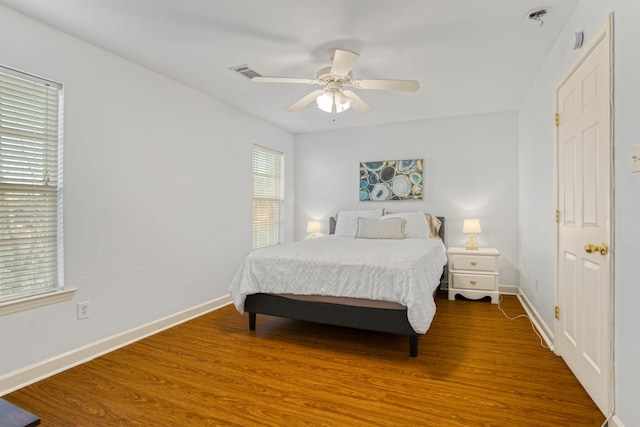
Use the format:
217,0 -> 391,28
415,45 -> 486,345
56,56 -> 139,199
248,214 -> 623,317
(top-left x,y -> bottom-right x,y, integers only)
519,0 -> 640,423
0,6 -> 295,377
295,111 -> 519,286
4,0 -> 638,422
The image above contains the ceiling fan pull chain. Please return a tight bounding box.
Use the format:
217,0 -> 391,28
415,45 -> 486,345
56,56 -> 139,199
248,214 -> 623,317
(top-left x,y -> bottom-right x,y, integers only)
332,99 -> 337,122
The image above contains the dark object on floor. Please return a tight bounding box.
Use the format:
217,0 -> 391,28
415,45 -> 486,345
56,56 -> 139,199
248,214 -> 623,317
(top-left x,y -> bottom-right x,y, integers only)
0,399 -> 40,426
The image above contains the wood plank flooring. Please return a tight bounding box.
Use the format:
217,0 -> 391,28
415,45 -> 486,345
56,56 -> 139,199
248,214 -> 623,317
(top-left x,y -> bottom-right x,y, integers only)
5,293 -> 603,426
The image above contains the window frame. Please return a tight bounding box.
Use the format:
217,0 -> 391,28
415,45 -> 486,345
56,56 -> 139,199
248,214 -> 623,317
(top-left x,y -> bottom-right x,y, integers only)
0,65 -> 74,315
252,144 -> 284,249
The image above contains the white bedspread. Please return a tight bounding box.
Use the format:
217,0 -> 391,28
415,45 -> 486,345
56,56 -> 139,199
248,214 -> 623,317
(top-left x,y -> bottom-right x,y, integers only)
228,236 -> 447,334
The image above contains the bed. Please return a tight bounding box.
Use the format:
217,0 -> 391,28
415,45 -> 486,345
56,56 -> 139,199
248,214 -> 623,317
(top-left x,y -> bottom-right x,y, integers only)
229,210 -> 446,357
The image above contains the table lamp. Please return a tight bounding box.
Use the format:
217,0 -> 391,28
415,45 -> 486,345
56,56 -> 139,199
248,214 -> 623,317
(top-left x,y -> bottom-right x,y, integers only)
306,220 -> 322,239
463,219 -> 481,250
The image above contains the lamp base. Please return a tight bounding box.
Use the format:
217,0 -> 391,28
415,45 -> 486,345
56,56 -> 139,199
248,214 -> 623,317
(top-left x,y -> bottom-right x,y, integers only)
465,234 -> 479,250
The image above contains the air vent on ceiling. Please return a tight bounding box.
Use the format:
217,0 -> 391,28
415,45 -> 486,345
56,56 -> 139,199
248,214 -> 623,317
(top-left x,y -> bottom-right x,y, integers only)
528,9 -> 548,20
229,64 -> 262,80
526,7 -> 549,26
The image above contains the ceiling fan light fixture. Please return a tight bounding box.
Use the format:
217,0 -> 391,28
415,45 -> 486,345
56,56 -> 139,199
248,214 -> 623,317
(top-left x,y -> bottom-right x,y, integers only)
336,91 -> 351,109
316,92 -> 333,112
316,89 -> 351,113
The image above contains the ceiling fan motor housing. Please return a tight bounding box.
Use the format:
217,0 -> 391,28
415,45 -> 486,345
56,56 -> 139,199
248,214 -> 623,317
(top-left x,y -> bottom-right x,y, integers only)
317,67 -> 352,85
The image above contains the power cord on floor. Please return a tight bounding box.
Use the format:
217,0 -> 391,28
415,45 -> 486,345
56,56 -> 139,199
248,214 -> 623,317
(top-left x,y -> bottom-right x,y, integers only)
499,295 -> 612,427
498,295 -> 549,350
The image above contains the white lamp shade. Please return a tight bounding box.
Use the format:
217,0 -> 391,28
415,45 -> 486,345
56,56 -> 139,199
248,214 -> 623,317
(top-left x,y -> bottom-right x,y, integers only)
316,89 -> 351,113
316,92 -> 334,112
463,219 -> 481,234
306,220 -> 322,234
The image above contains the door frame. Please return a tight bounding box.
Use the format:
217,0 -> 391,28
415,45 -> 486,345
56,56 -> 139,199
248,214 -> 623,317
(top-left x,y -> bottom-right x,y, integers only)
553,14 -> 615,416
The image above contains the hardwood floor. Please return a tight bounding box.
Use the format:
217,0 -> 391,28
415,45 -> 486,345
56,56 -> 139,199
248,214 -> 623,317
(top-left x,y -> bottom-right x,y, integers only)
5,293 -> 603,426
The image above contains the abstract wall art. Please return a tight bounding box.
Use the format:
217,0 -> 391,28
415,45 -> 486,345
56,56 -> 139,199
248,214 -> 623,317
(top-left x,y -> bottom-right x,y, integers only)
359,159 -> 423,201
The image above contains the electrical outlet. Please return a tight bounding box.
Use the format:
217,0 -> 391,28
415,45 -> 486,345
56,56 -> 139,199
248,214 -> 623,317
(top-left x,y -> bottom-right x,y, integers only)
535,278 -> 539,291
632,145 -> 640,173
77,301 -> 90,320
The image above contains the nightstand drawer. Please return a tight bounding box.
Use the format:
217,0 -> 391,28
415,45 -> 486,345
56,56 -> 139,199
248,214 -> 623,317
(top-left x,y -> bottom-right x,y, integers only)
451,274 -> 496,291
451,255 -> 497,272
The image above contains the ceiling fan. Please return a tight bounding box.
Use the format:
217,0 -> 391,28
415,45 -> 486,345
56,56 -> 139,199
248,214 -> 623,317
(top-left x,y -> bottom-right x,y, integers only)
251,48 -> 420,115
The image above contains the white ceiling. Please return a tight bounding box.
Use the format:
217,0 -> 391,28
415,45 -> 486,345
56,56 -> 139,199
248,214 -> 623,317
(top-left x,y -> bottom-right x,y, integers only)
0,0 -> 579,134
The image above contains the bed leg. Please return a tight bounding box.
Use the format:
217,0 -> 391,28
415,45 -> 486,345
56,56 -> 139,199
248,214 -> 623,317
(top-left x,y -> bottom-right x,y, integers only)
249,312 -> 256,331
409,336 -> 419,357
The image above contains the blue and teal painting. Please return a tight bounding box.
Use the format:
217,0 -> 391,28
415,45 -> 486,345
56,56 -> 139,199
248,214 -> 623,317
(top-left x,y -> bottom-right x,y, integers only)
359,159 -> 423,201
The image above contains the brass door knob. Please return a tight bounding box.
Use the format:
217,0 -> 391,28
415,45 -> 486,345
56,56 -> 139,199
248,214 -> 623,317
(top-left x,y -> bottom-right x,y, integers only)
584,242 -> 608,255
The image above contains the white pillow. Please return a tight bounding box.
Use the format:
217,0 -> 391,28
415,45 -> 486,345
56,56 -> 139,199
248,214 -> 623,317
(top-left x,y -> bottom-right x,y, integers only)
355,217 -> 406,239
334,209 -> 383,237
381,211 -> 430,239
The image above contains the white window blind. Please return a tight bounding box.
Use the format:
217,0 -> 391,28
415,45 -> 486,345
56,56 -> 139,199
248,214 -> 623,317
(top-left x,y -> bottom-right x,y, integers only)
0,66 -> 63,299
252,145 -> 284,249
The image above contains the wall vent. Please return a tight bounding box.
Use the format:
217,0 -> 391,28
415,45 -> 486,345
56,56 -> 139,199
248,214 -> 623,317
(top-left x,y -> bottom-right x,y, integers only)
229,64 -> 261,80
526,7 -> 550,27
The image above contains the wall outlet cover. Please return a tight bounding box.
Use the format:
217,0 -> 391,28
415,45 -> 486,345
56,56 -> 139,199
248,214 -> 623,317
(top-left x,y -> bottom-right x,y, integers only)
77,301 -> 90,320
632,145 -> 640,173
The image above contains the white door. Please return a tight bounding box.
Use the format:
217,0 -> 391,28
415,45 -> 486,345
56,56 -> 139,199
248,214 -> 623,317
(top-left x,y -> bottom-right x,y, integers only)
555,17 -> 613,416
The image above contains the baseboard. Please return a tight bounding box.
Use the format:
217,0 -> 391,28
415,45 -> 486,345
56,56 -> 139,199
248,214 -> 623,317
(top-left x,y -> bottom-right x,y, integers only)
608,414 -> 624,427
498,284 -> 518,295
0,294 -> 233,396
516,289 -> 554,351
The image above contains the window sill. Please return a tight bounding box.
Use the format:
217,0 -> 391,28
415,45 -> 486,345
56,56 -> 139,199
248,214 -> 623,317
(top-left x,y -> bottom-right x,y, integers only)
0,288 -> 77,316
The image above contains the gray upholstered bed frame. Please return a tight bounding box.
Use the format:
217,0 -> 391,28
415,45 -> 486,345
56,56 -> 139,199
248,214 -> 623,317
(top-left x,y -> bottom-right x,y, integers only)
244,216 -> 445,357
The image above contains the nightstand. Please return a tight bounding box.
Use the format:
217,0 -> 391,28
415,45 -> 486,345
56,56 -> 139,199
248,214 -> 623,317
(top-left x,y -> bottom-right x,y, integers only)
447,247 -> 500,303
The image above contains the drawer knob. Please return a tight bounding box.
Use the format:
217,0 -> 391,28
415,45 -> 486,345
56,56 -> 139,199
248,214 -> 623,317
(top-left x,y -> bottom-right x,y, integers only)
470,261 -> 477,266
470,280 -> 477,285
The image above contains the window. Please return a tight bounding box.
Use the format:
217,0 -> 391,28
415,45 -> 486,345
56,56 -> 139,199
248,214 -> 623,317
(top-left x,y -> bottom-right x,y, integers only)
252,145 -> 284,249
0,66 -> 63,301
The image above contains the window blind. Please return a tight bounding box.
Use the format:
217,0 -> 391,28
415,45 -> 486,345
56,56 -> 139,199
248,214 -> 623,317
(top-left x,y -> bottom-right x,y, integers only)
252,145 -> 283,249
0,67 -> 62,299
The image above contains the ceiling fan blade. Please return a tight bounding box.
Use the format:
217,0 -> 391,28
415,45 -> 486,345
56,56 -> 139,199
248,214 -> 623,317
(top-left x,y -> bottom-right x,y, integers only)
252,76 -> 320,85
343,90 -> 373,114
330,49 -> 360,77
351,79 -> 420,92
285,89 -> 324,112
